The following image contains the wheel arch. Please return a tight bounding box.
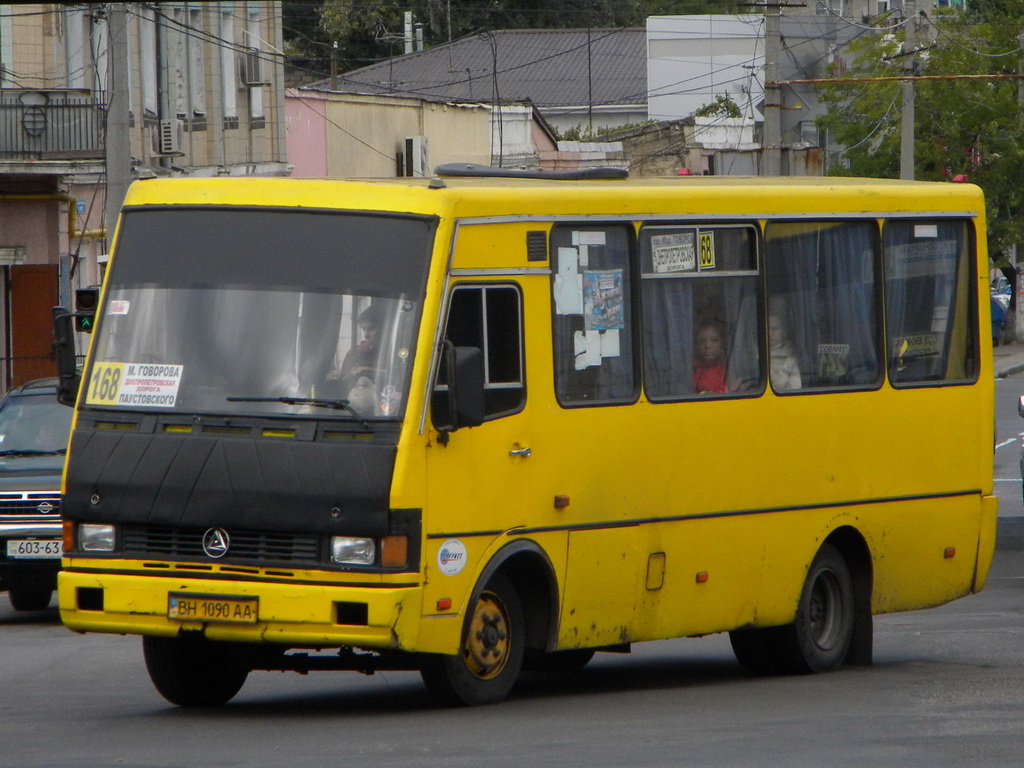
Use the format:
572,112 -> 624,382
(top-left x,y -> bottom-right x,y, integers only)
468,539 -> 559,655
822,525 -> 874,665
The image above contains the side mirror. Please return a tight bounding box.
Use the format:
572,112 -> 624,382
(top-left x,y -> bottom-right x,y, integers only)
441,343 -> 485,434
52,306 -> 80,407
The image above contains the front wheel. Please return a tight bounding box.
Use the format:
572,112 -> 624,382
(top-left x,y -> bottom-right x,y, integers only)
730,543 -> 854,675
420,573 -> 525,706
7,583 -> 53,611
142,635 -> 249,707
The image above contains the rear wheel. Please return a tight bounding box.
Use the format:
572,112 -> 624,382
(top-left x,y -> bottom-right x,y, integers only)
7,583 -> 53,611
730,544 -> 854,675
420,573 -> 524,706
143,635 -> 249,707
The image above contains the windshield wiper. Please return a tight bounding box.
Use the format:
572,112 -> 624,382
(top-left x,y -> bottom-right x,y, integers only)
226,396 -> 372,429
0,448 -> 66,457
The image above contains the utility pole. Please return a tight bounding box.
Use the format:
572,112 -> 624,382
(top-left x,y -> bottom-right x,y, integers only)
899,0 -> 916,180
762,1 -> 782,176
104,3 -> 131,242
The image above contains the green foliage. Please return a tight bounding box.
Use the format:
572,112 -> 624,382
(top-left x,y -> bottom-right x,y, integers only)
817,6 -> 1024,261
554,120 -> 657,141
693,94 -> 743,118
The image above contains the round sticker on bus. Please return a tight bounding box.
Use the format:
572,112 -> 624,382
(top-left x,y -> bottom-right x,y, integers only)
437,539 -> 467,576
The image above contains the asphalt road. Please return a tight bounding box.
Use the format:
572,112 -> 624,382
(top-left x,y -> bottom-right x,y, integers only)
3,542 -> 1024,768
2,375 -> 1021,767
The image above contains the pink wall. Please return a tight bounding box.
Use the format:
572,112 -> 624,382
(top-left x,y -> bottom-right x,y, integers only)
285,90 -> 329,178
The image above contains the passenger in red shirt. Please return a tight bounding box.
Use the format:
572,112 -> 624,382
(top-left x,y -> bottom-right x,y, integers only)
693,322 -> 728,394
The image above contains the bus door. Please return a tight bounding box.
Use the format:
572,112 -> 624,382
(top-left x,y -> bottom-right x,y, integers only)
422,282 -> 534,611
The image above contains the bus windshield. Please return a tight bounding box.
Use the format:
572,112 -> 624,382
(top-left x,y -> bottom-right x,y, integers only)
83,207 -> 435,421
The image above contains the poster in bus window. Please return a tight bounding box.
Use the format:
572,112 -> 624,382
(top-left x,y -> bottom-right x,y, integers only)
583,270 -> 624,331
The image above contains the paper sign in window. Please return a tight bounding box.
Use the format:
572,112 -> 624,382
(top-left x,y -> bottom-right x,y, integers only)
554,247 -> 583,315
651,232 -> 696,273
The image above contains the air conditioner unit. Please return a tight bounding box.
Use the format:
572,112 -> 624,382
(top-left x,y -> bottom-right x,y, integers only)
242,48 -> 270,86
155,119 -> 183,156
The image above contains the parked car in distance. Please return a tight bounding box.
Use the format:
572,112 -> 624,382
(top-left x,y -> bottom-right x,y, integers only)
0,378 -> 71,610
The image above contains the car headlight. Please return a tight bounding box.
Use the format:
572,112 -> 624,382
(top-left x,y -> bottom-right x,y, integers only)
330,536 -> 375,565
79,523 -> 116,552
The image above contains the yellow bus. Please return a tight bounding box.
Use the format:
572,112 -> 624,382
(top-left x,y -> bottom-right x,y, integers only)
54,167 -> 997,707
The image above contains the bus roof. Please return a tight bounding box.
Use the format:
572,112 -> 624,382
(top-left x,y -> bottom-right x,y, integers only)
121,174 -> 984,221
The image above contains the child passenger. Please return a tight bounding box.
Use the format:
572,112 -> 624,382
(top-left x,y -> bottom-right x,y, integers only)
693,322 -> 728,394
768,312 -> 801,390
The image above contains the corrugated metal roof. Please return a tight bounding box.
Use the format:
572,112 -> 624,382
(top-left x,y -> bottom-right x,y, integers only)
305,28 -> 647,108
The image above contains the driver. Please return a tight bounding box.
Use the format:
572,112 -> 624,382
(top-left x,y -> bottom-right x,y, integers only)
325,303 -> 388,403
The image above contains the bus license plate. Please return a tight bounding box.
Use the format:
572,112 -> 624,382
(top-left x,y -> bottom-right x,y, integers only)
168,593 -> 258,624
6,539 -> 63,559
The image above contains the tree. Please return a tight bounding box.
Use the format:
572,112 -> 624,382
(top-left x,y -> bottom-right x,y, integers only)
310,0 -> 746,70
817,4 -> 1024,263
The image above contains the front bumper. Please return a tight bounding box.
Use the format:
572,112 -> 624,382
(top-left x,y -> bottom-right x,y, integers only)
58,565 -> 426,650
0,521 -> 62,582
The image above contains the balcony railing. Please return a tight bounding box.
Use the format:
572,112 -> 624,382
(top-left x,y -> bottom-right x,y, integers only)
0,90 -> 103,159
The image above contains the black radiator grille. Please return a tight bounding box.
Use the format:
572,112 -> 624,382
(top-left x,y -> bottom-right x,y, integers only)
122,526 -> 321,564
0,492 -> 62,521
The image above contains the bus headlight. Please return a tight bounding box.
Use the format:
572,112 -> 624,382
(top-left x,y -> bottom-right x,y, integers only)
79,524 -> 116,552
330,536 -> 375,565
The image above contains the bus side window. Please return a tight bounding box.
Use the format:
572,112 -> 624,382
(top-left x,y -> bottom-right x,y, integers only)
765,221 -> 882,392
550,225 -> 637,406
431,284 -> 525,428
883,220 -> 978,385
640,225 -> 762,400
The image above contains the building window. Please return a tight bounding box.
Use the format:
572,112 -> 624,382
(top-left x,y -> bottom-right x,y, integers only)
219,6 -> 237,122
188,6 -> 207,119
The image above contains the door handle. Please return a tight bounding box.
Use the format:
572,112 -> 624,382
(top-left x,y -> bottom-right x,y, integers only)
509,447 -> 532,458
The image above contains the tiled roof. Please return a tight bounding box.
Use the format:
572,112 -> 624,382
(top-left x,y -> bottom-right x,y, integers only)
306,28 -> 647,108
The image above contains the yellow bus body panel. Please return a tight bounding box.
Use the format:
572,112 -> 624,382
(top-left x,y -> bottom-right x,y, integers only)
60,174 -> 995,660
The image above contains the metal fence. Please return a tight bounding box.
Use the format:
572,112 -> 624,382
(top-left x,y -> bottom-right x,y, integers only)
0,91 -> 103,159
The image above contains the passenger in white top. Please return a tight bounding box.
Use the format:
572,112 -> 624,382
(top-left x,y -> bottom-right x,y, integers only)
769,313 -> 802,391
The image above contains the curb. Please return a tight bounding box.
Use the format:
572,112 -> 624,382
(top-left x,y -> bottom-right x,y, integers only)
996,361 -> 1024,379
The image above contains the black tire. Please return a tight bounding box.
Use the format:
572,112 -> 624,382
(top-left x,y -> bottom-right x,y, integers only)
522,648 -> 596,672
7,583 -> 53,611
728,624 -> 793,675
142,635 -> 249,707
420,573 -> 525,706
730,544 -> 854,675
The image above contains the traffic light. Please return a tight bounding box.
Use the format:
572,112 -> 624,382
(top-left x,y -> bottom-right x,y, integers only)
74,287 -> 99,333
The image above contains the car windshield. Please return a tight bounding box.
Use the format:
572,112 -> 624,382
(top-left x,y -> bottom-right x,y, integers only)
0,392 -> 72,453
83,207 -> 435,421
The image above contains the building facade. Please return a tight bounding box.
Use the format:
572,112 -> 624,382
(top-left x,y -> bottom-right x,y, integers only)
0,2 -> 287,392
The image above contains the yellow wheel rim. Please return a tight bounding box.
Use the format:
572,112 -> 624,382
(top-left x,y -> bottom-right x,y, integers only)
461,589 -> 511,680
